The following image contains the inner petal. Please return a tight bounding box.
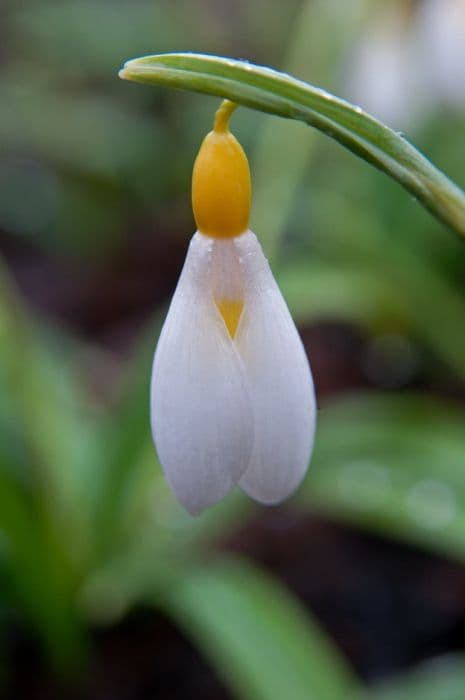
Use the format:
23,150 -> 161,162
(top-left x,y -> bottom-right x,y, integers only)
209,236 -> 245,339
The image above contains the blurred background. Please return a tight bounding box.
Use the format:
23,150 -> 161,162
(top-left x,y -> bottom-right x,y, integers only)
1,0 -> 465,698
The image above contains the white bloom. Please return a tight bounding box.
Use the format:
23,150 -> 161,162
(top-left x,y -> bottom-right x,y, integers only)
150,101 -> 316,515
416,0 -> 465,109
346,0 -> 465,128
345,4 -> 427,128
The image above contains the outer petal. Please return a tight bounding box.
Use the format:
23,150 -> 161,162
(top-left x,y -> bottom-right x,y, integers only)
235,230 -> 316,504
151,232 -> 253,515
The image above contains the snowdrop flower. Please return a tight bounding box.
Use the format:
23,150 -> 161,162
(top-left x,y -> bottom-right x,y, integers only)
151,101 -> 316,515
346,0 -> 465,129
345,3 -> 427,128
416,0 -> 465,109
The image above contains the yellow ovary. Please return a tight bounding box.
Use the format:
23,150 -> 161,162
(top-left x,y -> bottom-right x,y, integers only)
215,298 -> 244,338
192,101 -> 251,239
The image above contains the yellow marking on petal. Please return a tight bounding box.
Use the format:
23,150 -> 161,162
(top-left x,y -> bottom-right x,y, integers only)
216,298 -> 244,338
192,100 -> 251,239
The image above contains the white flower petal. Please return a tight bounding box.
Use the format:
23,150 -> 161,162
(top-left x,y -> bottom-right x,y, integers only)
345,5 -> 427,127
151,232 -> 253,515
235,230 -> 316,504
417,0 -> 465,108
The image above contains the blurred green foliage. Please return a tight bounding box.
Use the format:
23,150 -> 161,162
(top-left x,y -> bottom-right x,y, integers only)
1,0 -> 465,698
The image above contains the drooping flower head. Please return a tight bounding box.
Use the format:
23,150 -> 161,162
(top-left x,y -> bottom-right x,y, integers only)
151,101 -> 316,515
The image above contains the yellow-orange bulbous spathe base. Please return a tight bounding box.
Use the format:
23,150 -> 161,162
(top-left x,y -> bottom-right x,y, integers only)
191,101 -> 251,239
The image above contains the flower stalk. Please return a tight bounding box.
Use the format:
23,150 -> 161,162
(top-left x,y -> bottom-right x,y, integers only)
120,52 -> 465,238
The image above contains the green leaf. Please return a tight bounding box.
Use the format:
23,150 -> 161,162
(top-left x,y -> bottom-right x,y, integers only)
119,53 -> 465,237
356,655 -> 465,700
0,260 -> 100,567
0,466 -> 85,673
0,262 -> 96,669
278,261 -> 407,326
162,556 -> 358,700
91,316 -> 161,557
298,393 -> 465,561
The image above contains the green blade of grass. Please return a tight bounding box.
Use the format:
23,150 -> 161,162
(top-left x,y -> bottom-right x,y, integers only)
298,393 -> 465,562
119,52 -> 465,237
0,465 -> 85,673
356,654 -> 465,700
162,556 -> 358,700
